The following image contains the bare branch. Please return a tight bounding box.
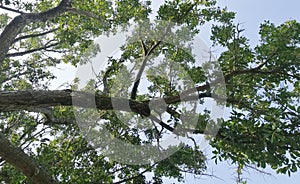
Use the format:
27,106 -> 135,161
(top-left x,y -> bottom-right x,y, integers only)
130,23 -> 172,100
0,5 -> 24,14
244,164 -> 272,176
6,42 -> 60,57
149,115 -> 175,133
140,40 -> 147,55
13,28 -> 59,44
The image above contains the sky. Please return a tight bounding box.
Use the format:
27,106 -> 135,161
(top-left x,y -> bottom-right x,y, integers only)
1,0 -> 300,183
185,0 -> 300,183
217,0 -> 300,45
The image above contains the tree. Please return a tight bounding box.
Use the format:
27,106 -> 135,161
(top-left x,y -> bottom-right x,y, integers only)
0,0 -> 299,183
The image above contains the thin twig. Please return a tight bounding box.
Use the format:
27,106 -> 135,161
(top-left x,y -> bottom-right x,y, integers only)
0,5 -> 24,14
6,42 -> 59,57
13,28 -> 59,44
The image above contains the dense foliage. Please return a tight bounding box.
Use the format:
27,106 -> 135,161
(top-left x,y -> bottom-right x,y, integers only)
0,0 -> 299,183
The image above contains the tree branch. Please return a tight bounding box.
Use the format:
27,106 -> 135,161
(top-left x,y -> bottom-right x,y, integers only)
0,5 -> 24,14
0,0 -> 72,66
149,115 -> 175,133
0,90 -> 214,136
0,71 -> 30,84
29,107 -> 76,125
12,28 -> 59,44
113,163 -> 157,184
244,164 -> 272,176
162,56 -> 297,107
130,23 -> 172,100
6,42 -> 60,57
0,131 -> 58,184
0,90 -> 151,117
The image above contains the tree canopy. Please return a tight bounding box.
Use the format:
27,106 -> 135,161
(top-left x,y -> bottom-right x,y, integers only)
0,0 -> 299,183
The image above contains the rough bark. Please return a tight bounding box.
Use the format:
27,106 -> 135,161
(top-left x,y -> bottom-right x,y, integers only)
0,90 -> 151,116
0,132 -> 58,184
